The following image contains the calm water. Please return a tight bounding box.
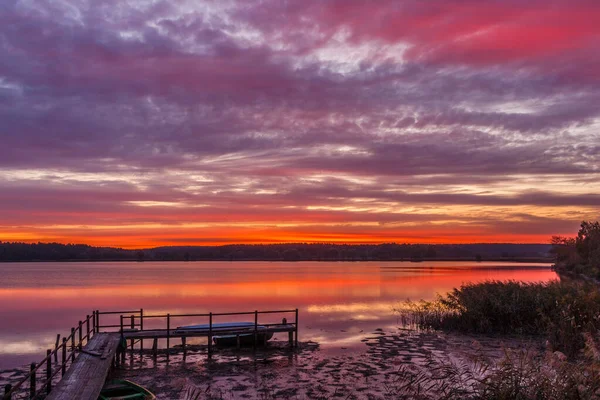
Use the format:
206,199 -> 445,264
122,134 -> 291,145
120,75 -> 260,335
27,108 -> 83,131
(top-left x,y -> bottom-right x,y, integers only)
0,261 -> 556,370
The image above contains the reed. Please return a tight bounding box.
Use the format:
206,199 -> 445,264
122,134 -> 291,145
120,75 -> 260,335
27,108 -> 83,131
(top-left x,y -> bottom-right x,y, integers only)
384,347 -> 600,400
398,280 -> 600,358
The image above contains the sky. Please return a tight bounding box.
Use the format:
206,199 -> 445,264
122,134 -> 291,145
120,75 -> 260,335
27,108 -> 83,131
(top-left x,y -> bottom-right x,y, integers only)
0,0 -> 599,248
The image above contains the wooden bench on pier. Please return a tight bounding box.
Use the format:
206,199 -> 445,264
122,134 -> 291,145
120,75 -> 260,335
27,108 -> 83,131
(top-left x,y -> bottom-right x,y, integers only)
46,333 -> 120,400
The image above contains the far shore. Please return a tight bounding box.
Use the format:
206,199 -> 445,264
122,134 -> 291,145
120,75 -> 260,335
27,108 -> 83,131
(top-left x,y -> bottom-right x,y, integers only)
0,257 -> 554,263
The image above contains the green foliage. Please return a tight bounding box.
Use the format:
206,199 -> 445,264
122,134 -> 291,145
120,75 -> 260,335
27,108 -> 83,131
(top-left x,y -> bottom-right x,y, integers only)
401,280 -> 600,359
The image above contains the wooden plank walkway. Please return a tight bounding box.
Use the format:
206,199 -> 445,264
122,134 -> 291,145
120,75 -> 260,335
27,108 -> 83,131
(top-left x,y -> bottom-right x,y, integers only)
46,333 -> 120,400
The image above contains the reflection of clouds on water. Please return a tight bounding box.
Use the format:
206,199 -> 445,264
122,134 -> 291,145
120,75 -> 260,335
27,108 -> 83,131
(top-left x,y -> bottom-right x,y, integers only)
0,339 -> 46,355
0,261 -> 556,369
351,314 -> 381,321
307,302 -> 395,314
310,333 -> 368,347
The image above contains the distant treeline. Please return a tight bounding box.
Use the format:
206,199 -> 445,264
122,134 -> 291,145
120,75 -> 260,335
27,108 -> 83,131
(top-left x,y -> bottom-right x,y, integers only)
0,241 -> 552,262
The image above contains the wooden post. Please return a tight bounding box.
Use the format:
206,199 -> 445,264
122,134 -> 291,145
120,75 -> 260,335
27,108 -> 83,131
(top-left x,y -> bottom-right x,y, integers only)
295,309 -> 299,348
70,328 -> 75,362
283,317 -> 292,347
140,309 -> 144,354
254,310 -> 258,350
78,321 -> 83,351
236,334 -> 241,350
120,315 -> 124,333
95,310 -> 100,333
182,337 -> 186,360
130,315 -> 135,351
86,315 -> 90,340
166,314 -> 170,361
54,334 -> 60,362
152,338 -> 158,359
4,384 -> 12,400
121,335 -> 125,365
61,338 -> 67,376
208,313 -> 213,356
46,349 -> 51,394
92,310 -> 96,333
30,362 -> 36,399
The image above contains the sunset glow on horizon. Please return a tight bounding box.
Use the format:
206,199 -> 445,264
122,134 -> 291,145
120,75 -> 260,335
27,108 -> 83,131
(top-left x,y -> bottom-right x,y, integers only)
1,0 -> 599,247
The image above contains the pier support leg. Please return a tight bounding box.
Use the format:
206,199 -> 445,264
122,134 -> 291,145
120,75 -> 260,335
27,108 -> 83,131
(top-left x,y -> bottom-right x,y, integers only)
182,337 -> 186,360
152,338 -> 158,359
166,313 -> 171,363
121,338 -> 126,365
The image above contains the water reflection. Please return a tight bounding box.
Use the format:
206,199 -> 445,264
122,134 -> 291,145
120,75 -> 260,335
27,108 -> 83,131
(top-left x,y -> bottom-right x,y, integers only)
0,261 -> 556,369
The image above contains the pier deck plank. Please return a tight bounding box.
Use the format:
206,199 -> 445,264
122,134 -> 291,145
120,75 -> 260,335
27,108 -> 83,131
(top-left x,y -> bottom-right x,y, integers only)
47,333 -> 120,400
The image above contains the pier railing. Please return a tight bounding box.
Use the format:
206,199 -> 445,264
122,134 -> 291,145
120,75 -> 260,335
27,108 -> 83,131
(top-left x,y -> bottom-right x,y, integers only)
3,308 -> 299,399
3,312 -> 96,400
96,308 -> 299,358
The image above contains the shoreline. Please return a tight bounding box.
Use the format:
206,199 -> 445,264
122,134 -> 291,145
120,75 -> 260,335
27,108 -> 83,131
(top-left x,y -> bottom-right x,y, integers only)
0,258 -> 554,263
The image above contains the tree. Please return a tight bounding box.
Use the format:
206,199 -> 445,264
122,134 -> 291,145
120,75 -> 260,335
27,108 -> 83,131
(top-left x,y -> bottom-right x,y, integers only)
550,236 -> 578,265
576,221 -> 600,268
552,221 -> 600,278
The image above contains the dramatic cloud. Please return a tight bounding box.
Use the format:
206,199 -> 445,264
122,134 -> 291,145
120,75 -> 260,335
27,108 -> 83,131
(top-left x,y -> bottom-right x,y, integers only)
0,0 -> 598,247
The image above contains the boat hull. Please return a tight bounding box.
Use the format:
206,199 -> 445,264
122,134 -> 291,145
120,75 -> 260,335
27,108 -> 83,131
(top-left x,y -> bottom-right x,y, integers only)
98,379 -> 155,400
213,332 -> 274,346
174,322 -> 275,346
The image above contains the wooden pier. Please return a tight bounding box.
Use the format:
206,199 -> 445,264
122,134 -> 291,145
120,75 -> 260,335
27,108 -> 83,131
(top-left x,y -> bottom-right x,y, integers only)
46,333 -> 120,400
2,308 -> 299,400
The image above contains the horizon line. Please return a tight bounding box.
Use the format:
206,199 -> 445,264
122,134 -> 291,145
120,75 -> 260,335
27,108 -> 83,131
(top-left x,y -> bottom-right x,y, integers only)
1,240 -> 553,251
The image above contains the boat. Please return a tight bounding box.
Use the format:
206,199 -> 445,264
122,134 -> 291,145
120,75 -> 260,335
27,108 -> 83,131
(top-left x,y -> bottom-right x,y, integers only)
175,322 -> 273,346
98,379 -> 155,400
213,330 -> 274,346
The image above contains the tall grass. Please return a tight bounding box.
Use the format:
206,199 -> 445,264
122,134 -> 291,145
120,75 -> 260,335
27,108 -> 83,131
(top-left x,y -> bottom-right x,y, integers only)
399,280 -> 600,358
385,347 -> 600,400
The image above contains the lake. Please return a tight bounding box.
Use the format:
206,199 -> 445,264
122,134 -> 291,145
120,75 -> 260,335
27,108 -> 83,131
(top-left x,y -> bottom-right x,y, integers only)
0,261 -> 557,370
